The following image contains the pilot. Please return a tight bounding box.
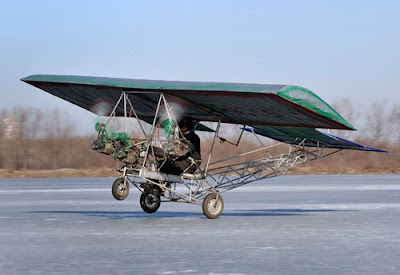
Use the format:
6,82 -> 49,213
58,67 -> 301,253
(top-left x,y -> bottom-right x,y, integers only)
160,117 -> 201,175
179,117 -> 201,161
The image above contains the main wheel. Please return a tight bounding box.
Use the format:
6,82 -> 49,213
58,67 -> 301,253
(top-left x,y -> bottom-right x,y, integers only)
140,192 -> 161,213
202,193 -> 224,219
112,178 -> 130,200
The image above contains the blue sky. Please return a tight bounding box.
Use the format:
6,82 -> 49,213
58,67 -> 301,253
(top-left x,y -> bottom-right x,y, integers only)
1,0 -> 399,132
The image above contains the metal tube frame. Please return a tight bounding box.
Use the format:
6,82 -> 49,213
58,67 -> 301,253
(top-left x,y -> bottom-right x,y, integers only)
108,93 -> 344,205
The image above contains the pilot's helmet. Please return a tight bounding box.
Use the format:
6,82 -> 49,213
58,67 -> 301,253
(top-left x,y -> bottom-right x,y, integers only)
179,117 -> 195,132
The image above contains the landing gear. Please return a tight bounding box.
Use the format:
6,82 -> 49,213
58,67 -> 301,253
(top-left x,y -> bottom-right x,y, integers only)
140,192 -> 161,213
112,178 -> 130,200
202,193 -> 224,219
111,176 -> 224,218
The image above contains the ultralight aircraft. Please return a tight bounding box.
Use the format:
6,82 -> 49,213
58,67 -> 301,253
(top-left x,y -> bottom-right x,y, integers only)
21,75 -> 387,218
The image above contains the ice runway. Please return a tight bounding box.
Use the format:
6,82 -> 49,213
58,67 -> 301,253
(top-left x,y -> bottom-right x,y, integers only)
1,175 -> 400,274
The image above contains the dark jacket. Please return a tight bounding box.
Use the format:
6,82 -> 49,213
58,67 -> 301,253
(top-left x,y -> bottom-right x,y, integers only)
184,131 -> 201,160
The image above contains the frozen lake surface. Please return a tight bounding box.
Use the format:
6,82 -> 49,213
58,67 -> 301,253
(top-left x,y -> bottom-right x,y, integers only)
1,175 -> 400,274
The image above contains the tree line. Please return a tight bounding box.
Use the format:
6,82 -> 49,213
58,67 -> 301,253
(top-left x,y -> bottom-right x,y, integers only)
0,101 -> 398,173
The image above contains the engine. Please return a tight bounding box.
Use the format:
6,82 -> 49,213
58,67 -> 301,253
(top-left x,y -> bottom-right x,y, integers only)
91,123 -> 142,165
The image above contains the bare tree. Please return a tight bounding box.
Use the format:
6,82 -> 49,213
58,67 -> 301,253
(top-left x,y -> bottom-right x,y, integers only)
363,101 -> 389,143
0,107 -> 77,170
389,104 -> 400,145
330,98 -> 359,139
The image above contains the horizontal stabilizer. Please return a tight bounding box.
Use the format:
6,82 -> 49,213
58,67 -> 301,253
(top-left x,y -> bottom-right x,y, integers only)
323,133 -> 388,152
243,126 -> 388,152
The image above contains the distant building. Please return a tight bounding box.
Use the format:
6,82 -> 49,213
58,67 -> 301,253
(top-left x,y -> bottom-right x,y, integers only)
3,116 -> 21,139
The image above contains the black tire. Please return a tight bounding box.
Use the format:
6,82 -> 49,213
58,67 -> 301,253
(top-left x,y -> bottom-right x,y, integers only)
112,178 -> 130,200
202,193 -> 224,219
140,192 -> 161,213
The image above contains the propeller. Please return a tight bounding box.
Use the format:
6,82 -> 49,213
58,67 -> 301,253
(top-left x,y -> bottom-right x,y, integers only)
90,101 -> 113,116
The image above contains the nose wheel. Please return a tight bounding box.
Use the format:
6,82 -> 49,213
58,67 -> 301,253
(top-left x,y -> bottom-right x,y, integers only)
202,193 -> 224,219
112,178 -> 130,200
